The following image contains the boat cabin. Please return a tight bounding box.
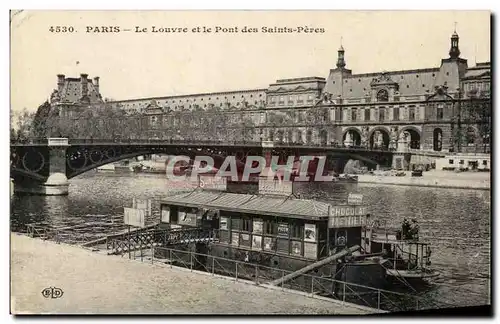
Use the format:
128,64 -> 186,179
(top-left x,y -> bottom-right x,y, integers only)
159,190 -> 369,262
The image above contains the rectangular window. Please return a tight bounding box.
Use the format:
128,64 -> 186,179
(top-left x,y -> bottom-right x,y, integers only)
459,160 -> 464,165
437,104 -> 444,120
335,108 -> 341,121
449,159 -> 454,164
264,220 -> 276,235
483,160 -> 488,165
379,107 -> 385,121
231,217 -> 240,231
393,107 -> 399,121
409,106 -> 416,121
307,94 -> 313,102
364,109 -> 370,121
351,108 -> 357,121
290,222 -> 303,239
297,96 -> 304,104
277,238 -> 289,254
242,218 -> 252,232
150,116 -> 158,126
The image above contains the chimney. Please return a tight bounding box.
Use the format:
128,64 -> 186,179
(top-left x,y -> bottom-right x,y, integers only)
57,74 -> 65,92
80,73 -> 88,98
93,76 -> 100,94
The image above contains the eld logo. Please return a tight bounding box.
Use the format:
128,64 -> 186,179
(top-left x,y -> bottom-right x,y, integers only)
41,287 -> 64,299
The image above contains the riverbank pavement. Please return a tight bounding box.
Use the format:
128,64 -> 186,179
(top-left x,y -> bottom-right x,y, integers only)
357,170 -> 490,190
10,233 -> 378,315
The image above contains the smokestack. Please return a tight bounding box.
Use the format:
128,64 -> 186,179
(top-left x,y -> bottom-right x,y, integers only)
93,76 -> 100,94
80,73 -> 88,97
57,74 -> 65,92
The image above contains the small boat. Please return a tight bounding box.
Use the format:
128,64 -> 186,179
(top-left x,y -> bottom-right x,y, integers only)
96,164 -> 116,172
411,170 -> 423,177
337,174 -> 359,182
366,223 -> 439,283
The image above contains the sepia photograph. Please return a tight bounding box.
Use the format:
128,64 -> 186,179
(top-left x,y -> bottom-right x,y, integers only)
9,10 -> 491,316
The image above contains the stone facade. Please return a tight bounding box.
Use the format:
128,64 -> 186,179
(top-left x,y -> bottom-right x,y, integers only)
50,30 -> 490,154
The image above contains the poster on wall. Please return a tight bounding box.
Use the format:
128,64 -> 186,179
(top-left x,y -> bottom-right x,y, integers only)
240,233 -> 251,247
304,243 -> 317,259
161,206 -> 170,223
263,237 -> 276,251
220,217 -> 228,230
253,219 -> 263,234
252,235 -> 262,250
291,241 -> 302,256
277,223 -> 289,237
178,212 -> 198,227
231,232 -> 239,246
304,224 -> 316,242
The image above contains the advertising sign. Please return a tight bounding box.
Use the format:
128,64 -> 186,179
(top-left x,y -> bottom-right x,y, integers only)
199,175 -> 227,191
329,206 -> 368,217
304,224 -> 317,242
291,241 -> 302,256
304,243 -> 317,259
263,237 -> 275,251
347,193 -> 364,205
124,207 -> 146,228
178,212 -> 198,227
277,223 -> 289,237
220,217 -> 229,230
258,179 -> 293,196
231,232 -> 239,246
252,219 -> 263,234
329,214 -> 367,228
160,205 -> 170,223
133,198 -> 152,217
252,235 -> 262,250
240,233 -> 251,247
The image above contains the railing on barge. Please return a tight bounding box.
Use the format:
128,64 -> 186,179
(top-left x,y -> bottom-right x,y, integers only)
148,246 -> 487,312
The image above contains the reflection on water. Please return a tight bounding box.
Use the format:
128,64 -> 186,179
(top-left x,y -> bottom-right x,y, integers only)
10,172 -> 491,306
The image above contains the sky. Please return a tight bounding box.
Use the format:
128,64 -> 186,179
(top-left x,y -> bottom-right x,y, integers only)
10,10 -> 491,112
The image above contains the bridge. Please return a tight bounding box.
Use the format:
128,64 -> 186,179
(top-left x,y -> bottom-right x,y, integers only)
10,137 -> 398,195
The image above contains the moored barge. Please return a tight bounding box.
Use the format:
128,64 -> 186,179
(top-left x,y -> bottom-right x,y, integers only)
156,177 -> 437,300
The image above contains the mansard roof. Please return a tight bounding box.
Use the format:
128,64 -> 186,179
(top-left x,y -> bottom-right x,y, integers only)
58,78 -> 102,104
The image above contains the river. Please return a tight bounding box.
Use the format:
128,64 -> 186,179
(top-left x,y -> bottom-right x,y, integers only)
10,172 -> 491,309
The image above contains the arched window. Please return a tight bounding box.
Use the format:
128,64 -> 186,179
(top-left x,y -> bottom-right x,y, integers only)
376,89 -> 389,102
433,128 -> 442,152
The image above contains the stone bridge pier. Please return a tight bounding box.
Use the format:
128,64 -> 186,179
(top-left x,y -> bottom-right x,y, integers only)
13,138 -> 70,196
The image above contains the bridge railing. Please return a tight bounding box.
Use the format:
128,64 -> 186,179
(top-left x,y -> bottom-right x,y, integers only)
11,137 -> 398,152
10,138 -> 49,145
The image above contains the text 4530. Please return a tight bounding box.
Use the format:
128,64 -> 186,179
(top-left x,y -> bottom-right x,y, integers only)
49,26 -> 75,33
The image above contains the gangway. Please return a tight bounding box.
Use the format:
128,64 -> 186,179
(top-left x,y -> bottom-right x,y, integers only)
106,227 -> 216,255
